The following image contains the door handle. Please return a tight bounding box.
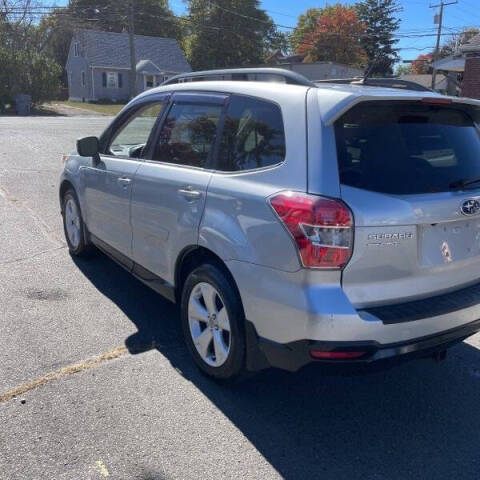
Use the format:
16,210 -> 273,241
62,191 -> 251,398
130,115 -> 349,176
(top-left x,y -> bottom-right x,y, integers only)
178,187 -> 201,201
118,177 -> 132,186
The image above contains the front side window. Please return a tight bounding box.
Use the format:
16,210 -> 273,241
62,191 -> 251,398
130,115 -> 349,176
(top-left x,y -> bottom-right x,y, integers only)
152,102 -> 222,168
335,101 -> 480,195
217,95 -> 285,172
108,103 -> 164,158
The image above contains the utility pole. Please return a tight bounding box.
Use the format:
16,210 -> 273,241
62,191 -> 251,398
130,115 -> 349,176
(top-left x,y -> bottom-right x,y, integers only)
128,0 -> 137,99
430,0 -> 457,91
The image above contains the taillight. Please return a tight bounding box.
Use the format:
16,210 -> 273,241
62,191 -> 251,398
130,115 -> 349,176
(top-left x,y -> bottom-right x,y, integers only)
269,191 -> 353,269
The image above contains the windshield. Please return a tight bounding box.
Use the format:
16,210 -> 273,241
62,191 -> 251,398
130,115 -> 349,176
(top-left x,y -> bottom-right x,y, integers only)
335,101 -> 480,195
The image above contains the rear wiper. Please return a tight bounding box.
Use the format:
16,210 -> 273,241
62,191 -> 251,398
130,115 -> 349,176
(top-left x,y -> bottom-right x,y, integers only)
449,177 -> 480,190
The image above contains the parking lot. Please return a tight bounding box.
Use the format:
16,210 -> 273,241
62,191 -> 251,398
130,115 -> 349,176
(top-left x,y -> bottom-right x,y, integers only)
2,115 -> 480,479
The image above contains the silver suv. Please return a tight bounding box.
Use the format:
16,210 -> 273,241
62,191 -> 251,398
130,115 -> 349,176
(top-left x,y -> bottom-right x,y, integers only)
59,68 -> 480,380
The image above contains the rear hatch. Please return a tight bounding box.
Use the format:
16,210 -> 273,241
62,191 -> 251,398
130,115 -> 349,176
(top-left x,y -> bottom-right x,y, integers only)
335,99 -> 480,308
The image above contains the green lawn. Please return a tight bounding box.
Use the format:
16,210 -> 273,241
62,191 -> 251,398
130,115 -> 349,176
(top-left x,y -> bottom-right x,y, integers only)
54,101 -> 126,115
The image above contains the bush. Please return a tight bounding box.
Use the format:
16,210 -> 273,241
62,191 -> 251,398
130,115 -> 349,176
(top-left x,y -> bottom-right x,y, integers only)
0,46 -> 62,106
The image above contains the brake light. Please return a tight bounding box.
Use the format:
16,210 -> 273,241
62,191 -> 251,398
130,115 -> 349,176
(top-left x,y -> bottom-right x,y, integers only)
421,97 -> 452,105
269,191 -> 353,269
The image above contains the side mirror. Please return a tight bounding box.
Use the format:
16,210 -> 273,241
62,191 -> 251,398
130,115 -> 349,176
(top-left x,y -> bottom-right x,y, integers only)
77,136 -> 99,157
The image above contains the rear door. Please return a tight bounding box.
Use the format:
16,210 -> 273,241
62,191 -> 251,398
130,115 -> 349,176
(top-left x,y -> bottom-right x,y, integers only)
334,100 -> 480,307
130,92 -> 227,284
84,99 -> 166,257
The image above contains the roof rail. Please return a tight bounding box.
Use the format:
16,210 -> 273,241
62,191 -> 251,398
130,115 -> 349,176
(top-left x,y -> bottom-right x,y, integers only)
315,77 -> 431,92
162,68 -> 316,87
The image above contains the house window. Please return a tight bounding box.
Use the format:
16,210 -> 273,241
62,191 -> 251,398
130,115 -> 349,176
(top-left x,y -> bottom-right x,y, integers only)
81,71 -> 86,87
145,75 -> 155,89
107,72 -> 118,88
74,43 -> 79,57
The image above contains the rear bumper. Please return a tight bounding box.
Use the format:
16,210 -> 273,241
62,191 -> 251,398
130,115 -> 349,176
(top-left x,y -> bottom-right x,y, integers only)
228,260 -> 480,347
252,318 -> 480,373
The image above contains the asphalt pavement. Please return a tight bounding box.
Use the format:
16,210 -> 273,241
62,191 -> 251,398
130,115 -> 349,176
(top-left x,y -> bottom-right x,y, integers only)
1,115 -> 480,480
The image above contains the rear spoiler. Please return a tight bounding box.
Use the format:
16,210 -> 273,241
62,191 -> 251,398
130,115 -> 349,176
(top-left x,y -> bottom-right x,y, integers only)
318,91 -> 480,126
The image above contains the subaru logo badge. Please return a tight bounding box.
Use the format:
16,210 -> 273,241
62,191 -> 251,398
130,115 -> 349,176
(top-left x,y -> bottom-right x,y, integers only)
461,199 -> 480,216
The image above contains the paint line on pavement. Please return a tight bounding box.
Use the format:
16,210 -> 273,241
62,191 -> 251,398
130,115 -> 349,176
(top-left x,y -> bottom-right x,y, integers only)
0,346 -> 128,404
94,460 -> 110,477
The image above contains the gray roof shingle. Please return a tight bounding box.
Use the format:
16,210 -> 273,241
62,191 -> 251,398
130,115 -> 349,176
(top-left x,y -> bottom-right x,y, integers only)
76,29 -> 191,73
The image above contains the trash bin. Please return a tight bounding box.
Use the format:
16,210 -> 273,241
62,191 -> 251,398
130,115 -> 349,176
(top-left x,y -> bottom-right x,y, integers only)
15,94 -> 32,115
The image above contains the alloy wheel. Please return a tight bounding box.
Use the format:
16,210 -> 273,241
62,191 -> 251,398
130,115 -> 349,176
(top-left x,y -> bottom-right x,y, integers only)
64,198 -> 81,249
187,282 -> 231,367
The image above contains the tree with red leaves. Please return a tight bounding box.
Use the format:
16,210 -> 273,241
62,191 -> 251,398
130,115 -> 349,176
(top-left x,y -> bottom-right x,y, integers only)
412,53 -> 433,74
297,4 -> 366,67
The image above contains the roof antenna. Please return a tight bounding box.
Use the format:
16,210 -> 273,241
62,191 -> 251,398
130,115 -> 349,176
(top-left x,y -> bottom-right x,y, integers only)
358,55 -> 379,84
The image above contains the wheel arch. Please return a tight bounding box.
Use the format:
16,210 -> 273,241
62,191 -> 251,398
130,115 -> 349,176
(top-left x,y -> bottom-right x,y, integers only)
59,179 -> 75,211
174,246 -> 241,307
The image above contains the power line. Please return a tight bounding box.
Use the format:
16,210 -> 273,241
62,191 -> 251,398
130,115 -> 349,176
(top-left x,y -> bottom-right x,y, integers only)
203,0 -> 295,29
4,7 -> 472,39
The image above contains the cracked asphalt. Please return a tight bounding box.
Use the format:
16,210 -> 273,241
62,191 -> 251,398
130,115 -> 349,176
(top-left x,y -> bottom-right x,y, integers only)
2,116 -> 480,480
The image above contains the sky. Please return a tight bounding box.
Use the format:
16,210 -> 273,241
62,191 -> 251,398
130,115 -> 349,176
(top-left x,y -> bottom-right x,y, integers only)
171,0 -> 480,62
52,0 -> 480,62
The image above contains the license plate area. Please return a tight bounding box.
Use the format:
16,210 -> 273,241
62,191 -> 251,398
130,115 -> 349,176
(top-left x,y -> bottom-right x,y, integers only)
420,218 -> 480,266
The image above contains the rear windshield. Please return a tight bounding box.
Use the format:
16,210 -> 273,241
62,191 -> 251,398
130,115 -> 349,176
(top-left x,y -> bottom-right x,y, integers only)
335,101 -> 480,195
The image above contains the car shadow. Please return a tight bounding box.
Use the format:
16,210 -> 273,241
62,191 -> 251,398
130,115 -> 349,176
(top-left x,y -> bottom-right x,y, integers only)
73,252 -> 480,480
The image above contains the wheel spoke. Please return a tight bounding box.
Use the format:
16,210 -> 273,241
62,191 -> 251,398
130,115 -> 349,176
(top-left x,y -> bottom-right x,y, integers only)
72,227 -> 79,246
188,297 -> 209,322
216,307 -> 230,332
195,327 -> 213,360
200,283 -> 217,315
213,329 -> 228,365
65,203 -> 73,222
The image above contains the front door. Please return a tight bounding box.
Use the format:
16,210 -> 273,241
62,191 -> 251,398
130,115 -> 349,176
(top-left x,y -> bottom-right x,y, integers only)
83,101 -> 166,257
131,92 -> 227,284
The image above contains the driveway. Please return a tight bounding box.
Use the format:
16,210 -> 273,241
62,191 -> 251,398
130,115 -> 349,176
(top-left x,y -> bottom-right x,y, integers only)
43,102 -> 107,116
1,116 -> 480,480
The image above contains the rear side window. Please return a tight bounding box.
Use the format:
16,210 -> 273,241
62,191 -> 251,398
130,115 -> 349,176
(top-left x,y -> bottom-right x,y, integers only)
152,103 -> 222,168
335,101 -> 480,195
217,95 -> 285,172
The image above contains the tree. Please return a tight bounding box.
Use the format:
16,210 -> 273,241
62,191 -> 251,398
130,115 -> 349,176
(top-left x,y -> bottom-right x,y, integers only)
61,0 -> 183,38
356,0 -> 400,76
0,1 -> 61,106
440,27 -> 480,58
395,63 -> 412,75
297,5 -> 366,67
412,53 -> 432,74
290,8 -> 323,53
185,0 -> 278,70
265,28 -> 289,56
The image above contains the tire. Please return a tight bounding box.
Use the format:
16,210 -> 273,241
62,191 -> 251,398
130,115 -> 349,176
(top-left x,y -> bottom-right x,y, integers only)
181,263 -> 246,381
62,189 -> 92,257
